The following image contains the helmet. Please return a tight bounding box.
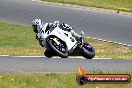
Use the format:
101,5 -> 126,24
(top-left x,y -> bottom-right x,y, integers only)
32,19 -> 43,33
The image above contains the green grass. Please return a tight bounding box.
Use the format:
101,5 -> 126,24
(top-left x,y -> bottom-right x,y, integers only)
42,0 -> 132,12
0,22 -> 132,87
0,22 -> 132,59
0,71 -> 132,88
84,38 -> 132,59
0,22 -> 44,56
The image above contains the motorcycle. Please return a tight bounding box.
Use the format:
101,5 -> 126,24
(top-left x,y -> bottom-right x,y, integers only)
41,23 -> 95,59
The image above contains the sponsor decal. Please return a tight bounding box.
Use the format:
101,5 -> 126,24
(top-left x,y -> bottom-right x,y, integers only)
76,66 -> 131,85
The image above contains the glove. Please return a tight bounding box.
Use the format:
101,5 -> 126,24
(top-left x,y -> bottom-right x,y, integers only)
79,31 -> 85,39
80,31 -> 84,36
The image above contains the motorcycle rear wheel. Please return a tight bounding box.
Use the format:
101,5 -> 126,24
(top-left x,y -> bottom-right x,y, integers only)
47,37 -> 68,58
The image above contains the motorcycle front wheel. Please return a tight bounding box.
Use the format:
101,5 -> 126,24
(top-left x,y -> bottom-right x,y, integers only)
82,42 -> 95,59
47,37 -> 68,58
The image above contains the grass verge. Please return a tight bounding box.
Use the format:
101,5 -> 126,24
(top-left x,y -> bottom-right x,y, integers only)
41,0 -> 132,13
0,22 -> 132,59
0,71 -> 132,88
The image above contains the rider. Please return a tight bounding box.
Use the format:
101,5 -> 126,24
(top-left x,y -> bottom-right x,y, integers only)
32,19 -> 83,48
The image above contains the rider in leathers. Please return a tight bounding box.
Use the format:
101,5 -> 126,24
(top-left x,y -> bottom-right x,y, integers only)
32,19 -> 83,57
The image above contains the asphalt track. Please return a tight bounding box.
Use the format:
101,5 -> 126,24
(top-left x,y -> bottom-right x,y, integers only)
0,0 -> 132,46
0,56 -> 132,72
0,0 -> 132,72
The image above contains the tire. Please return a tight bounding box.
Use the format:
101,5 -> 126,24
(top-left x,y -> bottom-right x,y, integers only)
82,43 -> 95,59
44,50 -> 53,58
47,37 -> 68,58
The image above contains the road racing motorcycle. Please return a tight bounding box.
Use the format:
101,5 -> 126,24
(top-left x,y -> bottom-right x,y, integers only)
39,23 -> 95,59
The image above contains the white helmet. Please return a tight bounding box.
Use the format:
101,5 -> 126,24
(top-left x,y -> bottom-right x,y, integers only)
32,19 -> 43,33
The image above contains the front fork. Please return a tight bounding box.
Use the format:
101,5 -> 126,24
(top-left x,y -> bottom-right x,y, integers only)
68,38 -> 84,56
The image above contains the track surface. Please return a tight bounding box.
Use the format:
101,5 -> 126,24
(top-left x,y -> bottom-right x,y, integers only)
0,56 -> 132,72
0,0 -> 132,45
0,0 -> 132,72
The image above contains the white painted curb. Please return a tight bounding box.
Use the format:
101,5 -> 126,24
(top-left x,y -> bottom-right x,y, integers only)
12,56 -> 111,59
86,37 -> 132,47
0,55 -> 111,59
0,55 -> 9,56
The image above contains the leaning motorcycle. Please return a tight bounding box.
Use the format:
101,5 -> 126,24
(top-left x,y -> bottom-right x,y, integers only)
41,24 -> 95,59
